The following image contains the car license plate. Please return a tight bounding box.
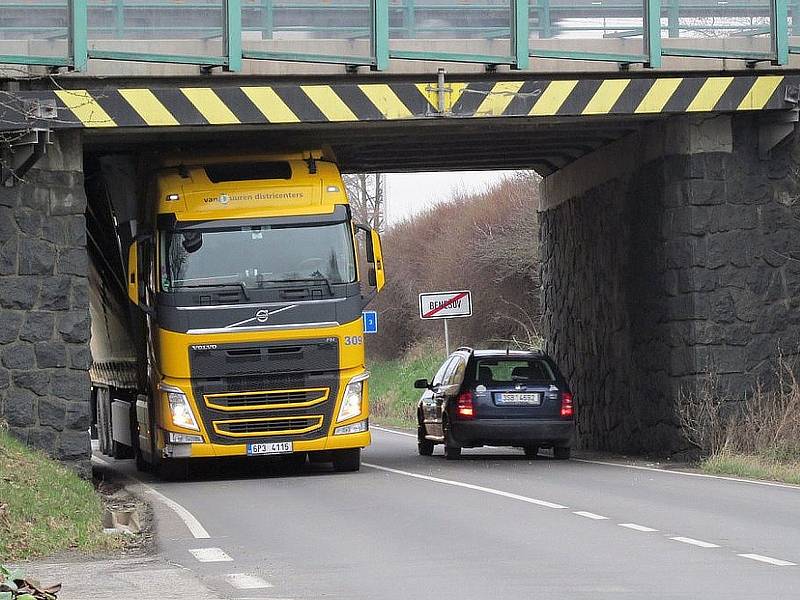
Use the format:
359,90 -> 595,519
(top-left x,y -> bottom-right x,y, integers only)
496,393 -> 541,405
247,441 -> 293,456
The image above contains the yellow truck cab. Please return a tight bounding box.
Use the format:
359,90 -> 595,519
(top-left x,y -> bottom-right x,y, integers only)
91,151 -> 384,476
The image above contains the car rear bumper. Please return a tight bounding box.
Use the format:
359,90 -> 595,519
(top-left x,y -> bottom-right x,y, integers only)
451,419 -> 574,447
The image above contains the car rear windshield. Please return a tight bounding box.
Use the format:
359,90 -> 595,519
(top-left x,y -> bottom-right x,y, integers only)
474,358 -> 556,385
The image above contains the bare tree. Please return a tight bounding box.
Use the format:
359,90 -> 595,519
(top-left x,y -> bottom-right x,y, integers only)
343,173 -> 386,232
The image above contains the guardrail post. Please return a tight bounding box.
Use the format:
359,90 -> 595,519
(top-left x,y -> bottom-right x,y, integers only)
404,0 -> 416,38
69,0 -> 88,71
262,0 -> 274,39
537,0 -> 551,39
512,0 -> 529,69
772,0 -> 789,64
645,0 -> 661,68
225,0 -> 243,71
667,0 -> 679,38
371,0 -> 389,71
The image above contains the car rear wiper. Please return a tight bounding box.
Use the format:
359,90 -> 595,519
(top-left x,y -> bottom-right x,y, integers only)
175,282 -> 250,301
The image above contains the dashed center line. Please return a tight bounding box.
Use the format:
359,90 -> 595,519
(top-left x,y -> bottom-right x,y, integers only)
670,537 -> 720,549
573,511 -> 608,520
225,573 -> 274,589
738,554 -> 797,566
619,523 -> 659,532
189,547 -> 234,562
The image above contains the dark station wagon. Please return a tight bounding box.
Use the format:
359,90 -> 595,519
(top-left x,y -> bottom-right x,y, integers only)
415,348 -> 575,459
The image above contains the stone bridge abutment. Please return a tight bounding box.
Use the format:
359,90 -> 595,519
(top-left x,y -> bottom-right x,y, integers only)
540,113 -> 800,456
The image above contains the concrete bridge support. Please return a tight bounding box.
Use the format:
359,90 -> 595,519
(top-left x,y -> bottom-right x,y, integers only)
0,131 -> 91,474
540,114 -> 800,456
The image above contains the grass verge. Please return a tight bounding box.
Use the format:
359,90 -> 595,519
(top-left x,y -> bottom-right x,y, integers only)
370,342 -> 445,429
0,427 -> 115,562
701,451 -> 800,486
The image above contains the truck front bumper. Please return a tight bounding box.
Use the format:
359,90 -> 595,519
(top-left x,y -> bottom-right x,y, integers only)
173,430 -> 371,458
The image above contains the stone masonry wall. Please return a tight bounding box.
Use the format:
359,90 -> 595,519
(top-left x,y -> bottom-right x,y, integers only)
0,131 -> 91,474
540,114 -> 800,456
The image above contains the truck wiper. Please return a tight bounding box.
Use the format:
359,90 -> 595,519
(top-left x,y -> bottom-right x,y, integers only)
176,282 -> 250,301
266,277 -> 334,296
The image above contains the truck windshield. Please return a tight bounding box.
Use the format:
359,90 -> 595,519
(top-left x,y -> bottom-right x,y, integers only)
160,221 -> 357,291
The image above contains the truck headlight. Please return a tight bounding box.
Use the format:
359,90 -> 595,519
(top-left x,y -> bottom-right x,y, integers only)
160,384 -> 199,431
336,372 -> 369,423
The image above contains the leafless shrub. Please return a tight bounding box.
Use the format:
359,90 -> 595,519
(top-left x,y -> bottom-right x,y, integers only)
679,357 -> 800,460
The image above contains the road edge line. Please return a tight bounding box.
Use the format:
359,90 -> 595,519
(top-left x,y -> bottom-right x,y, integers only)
91,455 -> 211,539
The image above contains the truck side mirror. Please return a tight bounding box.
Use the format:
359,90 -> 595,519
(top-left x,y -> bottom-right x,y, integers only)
369,228 -> 385,292
127,241 -> 139,306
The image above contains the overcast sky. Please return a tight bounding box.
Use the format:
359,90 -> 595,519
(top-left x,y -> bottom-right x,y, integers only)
385,170 -> 518,226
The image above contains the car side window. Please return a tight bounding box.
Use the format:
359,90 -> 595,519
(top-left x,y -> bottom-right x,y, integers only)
444,356 -> 466,387
431,358 -> 453,387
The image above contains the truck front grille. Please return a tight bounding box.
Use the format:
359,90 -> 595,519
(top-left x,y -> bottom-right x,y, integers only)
213,416 -> 324,437
205,388 -> 328,410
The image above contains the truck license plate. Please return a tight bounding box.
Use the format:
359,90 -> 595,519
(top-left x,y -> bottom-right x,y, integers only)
496,393 -> 541,405
247,441 -> 293,456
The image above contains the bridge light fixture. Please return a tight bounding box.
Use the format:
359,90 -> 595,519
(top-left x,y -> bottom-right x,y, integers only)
166,193 -> 180,201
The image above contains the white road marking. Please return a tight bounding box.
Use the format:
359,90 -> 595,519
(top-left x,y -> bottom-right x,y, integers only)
619,523 -> 659,532
225,573 -> 274,589
91,454 -> 211,539
670,537 -> 720,548
373,427 -> 800,491
737,554 -> 797,566
364,463 -> 568,509
372,425 -> 415,437
189,547 -> 233,562
573,458 -> 800,491
573,511 -> 608,520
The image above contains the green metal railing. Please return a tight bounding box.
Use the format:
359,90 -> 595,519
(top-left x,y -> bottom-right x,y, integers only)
0,0 -> 793,71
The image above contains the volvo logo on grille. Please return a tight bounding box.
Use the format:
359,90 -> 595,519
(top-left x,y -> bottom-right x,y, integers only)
256,309 -> 270,323
224,304 -> 297,329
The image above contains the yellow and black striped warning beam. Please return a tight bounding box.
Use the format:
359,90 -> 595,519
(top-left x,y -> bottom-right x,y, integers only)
6,74 -> 798,131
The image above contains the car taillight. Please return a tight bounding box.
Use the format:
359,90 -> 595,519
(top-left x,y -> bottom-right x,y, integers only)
560,392 -> 574,419
456,391 -> 474,420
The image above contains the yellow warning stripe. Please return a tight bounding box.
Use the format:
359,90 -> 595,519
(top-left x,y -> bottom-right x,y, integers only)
687,77 -> 734,112
301,85 -> 357,121
181,88 -> 240,125
583,79 -> 631,115
54,90 -> 116,128
635,78 -> 683,114
529,80 -> 579,116
358,84 -> 413,119
475,81 -> 525,117
737,76 -> 784,111
119,89 -> 178,126
241,86 -> 300,123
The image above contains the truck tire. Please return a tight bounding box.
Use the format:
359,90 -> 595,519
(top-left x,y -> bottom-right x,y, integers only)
331,448 -> 360,472
158,459 -> 189,480
96,388 -> 112,456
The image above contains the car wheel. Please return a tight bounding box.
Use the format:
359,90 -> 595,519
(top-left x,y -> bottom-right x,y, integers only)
523,445 -> 539,458
442,416 -> 461,460
553,446 -> 571,460
417,416 -> 434,456
332,448 -> 361,472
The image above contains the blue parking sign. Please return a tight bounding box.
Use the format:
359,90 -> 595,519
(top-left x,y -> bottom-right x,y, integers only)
363,311 -> 378,334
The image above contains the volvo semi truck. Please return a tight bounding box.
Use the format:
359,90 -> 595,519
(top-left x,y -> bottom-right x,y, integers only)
88,151 -> 385,476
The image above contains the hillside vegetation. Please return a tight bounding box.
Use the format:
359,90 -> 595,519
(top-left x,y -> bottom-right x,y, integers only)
369,172 -> 541,360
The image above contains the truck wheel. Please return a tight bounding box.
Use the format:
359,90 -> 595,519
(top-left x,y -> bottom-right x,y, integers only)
332,448 -> 361,472
112,440 -> 133,460
135,449 -> 151,473
96,388 -> 111,456
553,446 -> 571,460
279,452 -> 307,473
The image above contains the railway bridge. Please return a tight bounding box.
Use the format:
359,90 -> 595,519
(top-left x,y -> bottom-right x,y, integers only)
2,0 -> 800,469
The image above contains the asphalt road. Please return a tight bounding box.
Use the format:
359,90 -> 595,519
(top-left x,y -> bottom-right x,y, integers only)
96,427 -> 800,600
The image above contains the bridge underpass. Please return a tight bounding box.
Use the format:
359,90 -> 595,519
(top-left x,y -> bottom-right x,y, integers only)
2,69 -> 800,468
